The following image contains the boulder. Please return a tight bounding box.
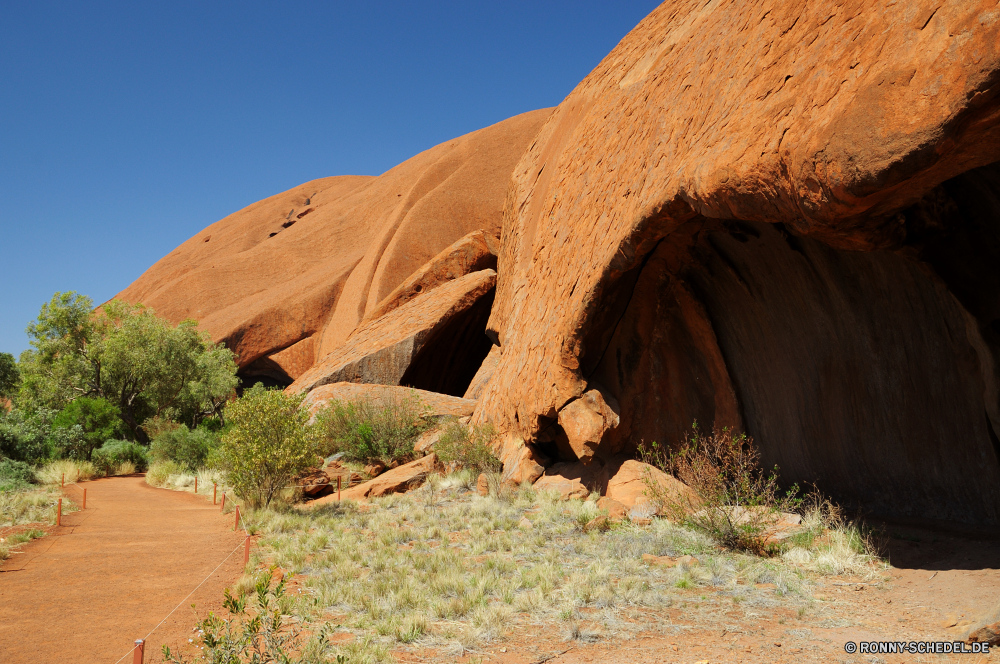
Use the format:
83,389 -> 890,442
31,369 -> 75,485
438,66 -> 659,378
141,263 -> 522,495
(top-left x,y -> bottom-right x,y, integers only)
363,463 -> 385,478
413,428 -> 444,454
532,461 -> 607,501
556,385 -> 620,462
289,269 -> 497,395
302,383 -> 477,420
597,497 -> 627,521
476,473 -> 489,496
311,454 -> 438,504
968,622 -> 1000,647
115,108 -> 550,383
473,0 -> 1000,526
605,459 -> 699,511
498,433 -> 549,486
296,468 -> 333,498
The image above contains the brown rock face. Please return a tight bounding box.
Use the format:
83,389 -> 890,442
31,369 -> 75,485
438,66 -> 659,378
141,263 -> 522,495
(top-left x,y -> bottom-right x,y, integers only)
475,1 -> 1000,525
116,109 -> 549,388
557,386 -> 620,463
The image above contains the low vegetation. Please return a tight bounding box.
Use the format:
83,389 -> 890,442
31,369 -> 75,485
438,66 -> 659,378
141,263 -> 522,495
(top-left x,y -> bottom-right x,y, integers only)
639,423 -> 802,555
432,420 -> 502,473
313,391 -> 429,465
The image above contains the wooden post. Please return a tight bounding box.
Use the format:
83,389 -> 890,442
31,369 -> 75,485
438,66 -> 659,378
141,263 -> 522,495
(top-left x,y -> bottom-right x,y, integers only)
244,534 -> 251,566
132,638 -> 145,664
83,488 -> 87,509
337,475 -> 341,502
213,483 -> 217,505
220,492 -> 226,512
194,477 -> 198,494
61,473 -> 65,488
56,498 -> 62,526
234,505 -> 240,531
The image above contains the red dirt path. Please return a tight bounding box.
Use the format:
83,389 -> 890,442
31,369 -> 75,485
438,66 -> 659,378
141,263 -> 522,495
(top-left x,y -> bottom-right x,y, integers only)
0,475 -> 245,663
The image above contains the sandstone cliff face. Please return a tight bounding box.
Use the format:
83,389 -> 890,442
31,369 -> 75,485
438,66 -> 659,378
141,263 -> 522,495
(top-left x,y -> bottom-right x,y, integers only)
475,1 -> 1000,524
117,109 -> 550,387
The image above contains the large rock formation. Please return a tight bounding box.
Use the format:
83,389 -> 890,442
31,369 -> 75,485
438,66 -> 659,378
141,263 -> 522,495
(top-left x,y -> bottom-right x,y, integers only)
116,109 -> 550,389
473,0 -> 1000,525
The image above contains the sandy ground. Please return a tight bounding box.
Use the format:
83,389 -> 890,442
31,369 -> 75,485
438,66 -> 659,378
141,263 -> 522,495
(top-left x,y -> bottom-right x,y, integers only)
0,475 -> 246,664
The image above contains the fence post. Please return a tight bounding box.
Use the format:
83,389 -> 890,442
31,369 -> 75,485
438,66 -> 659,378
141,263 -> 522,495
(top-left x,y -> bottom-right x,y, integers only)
244,534 -> 251,566
220,492 -> 226,512
83,488 -> 87,510
132,638 -> 145,664
61,473 -> 65,488
234,505 -> 240,531
194,477 -> 198,494
337,475 -> 341,502
56,498 -> 62,526
213,483 -> 217,505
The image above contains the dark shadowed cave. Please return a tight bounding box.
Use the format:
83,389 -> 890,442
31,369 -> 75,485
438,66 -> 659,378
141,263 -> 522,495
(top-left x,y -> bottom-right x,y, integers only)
572,162 -> 1000,527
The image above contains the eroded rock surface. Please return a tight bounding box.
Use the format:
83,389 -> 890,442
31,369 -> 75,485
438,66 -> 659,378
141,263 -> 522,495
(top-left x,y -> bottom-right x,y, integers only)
302,382 -> 477,420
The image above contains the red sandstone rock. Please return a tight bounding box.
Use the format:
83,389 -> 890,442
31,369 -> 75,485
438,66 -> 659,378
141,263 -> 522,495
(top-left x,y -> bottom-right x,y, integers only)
968,622 -> 1000,646
302,382 -> 477,420
115,110 -> 549,378
462,344 -> 500,401
532,461 -> 607,501
311,454 -> 438,503
605,459 -> 698,511
289,270 -> 496,394
557,386 -> 620,462
472,1 -> 1000,525
497,433 -> 549,486
597,496 -> 627,521
476,473 -> 489,497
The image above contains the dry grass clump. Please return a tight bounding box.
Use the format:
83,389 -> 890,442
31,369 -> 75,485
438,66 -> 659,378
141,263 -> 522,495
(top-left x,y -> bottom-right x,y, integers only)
0,487 -> 78,528
780,497 -> 887,580
146,461 -> 225,497
0,528 -> 46,562
35,459 -> 95,485
239,475 -> 867,659
432,421 -> 502,474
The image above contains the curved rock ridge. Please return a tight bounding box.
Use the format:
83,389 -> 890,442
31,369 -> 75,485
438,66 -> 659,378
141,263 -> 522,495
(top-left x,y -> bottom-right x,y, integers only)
116,108 -> 550,377
474,1 -> 1000,524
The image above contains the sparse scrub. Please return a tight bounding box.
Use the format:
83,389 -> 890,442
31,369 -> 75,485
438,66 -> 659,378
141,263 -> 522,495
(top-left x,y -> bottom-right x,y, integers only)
0,487 -> 77,527
432,420 -> 501,473
313,391 -> 428,465
639,423 -> 801,554
0,459 -> 36,492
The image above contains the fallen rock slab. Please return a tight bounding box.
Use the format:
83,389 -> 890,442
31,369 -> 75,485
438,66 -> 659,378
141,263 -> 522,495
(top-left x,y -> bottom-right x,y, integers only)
290,270 -> 496,394
310,454 -> 437,504
531,461 -> 607,500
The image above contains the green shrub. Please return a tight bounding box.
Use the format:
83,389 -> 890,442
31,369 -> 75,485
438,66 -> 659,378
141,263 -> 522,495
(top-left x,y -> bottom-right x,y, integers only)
639,423 -> 800,555
92,439 -> 149,475
0,408 -> 55,463
433,420 -> 501,473
313,390 -> 428,465
0,458 -> 35,492
51,397 -> 122,460
219,385 -> 317,508
150,424 -> 219,471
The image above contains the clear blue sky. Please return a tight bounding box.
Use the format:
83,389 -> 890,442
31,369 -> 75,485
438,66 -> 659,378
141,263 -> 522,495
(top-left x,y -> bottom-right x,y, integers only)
0,1 -> 659,356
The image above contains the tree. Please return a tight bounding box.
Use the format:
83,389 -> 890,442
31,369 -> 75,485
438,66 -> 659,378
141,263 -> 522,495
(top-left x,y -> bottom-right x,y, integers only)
219,385 -> 317,508
18,292 -> 239,441
51,396 -> 122,460
0,352 -> 18,402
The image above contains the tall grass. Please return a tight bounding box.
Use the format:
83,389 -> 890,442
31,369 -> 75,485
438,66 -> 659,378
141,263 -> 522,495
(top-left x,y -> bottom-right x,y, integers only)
35,459 -> 96,485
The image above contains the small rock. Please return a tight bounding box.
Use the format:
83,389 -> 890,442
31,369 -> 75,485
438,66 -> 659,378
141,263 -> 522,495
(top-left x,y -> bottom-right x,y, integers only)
596,496 -> 627,520
676,554 -> 700,568
583,515 -> 610,533
518,517 -> 533,530
364,463 -> 385,478
631,517 -> 652,526
477,473 -> 489,497
968,621 -> 1000,646
641,553 -> 675,566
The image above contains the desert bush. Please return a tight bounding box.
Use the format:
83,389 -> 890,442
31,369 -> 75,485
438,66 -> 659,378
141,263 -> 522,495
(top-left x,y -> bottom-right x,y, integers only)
313,390 -> 428,465
150,424 -> 219,471
219,385 -> 317,508
91,439 -> 149,475
51,397 -> 122,460
639,423 -> 800,555
162,570 -> 329,663
36,458 -> 96,484
0,408 -> 55,463
433,420 -> 501,473
0,458 -> 36,492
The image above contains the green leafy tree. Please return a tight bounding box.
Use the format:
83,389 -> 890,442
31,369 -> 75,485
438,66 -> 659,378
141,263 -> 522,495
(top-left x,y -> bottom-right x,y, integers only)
219,385 -> 317,508
51,396 -> 122,460
0,352 -> 19,401
0,408 -> 59,463
18,292 -> 239,441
